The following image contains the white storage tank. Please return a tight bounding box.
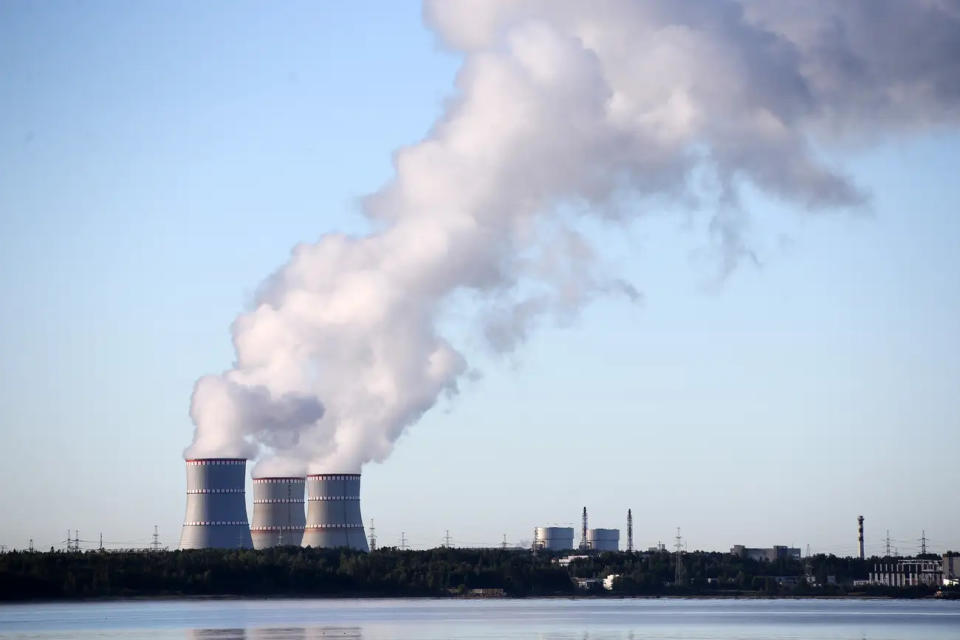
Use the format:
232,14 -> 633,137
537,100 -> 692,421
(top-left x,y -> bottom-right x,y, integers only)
587,528 -> 619,551
535,526 -> 575,550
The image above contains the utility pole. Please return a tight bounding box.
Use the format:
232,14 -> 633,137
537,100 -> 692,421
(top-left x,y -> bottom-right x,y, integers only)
580,507 -> 589,551
921,530 -> 927,556
368,519 -> 377,552
627,509 -> 633,553
674,527 -> 684,586
885,530 -> 891,557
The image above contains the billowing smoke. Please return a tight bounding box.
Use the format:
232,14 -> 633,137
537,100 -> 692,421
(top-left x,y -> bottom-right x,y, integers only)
185,0 -> 960,474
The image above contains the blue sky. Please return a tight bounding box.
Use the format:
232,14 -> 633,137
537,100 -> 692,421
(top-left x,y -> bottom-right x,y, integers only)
1,1 -> 958,554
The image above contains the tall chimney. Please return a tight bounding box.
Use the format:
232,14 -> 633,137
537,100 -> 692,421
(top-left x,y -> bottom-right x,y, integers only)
858,515 -> 864,560
179,458 -> 253,549
250,477 -> 305,549
302,473 -> 369,550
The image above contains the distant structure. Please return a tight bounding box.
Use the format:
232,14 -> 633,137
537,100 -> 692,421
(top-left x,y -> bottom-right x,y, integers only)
858,515 -> 865,560
250,477 -> 305,549
627,509 -> 633,552
730,545 -> 801,562
302,473 -> 369,550
179,458 -> 253,549
369,519 -> 377,551
534,527 -> 575,551
579,507 -> 589,550
944,554 -> 960,586
586,528 -> 619,552
868,557 -> 943,587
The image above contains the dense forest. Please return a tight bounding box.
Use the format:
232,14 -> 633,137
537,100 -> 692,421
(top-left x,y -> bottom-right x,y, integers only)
0,547 -> 954,601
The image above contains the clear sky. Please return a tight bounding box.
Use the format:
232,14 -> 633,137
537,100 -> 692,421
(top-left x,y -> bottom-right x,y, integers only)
1,1 -> 958,555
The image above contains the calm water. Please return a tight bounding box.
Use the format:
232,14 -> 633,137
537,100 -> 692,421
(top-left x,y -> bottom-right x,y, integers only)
0,598 -> 958,639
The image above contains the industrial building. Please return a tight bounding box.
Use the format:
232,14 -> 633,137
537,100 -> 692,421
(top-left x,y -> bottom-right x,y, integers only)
534,527 -> 575,551
250,477 -> 306,549
586,528 -> 620,551
179,458 -> 253,550
943,554 -> 960,586
868,558 -> 943,587
730,545 -> 801,562
302,473 -> 369,551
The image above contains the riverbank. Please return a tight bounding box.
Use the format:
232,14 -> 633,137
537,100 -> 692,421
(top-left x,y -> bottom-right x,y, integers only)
1,547 -> 955,602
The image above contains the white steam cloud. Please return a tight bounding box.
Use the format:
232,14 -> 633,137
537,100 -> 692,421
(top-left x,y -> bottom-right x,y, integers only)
185,0 -> 960,474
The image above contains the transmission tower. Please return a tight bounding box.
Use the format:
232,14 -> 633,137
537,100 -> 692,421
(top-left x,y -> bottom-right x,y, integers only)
151,525 -> 161,551
400,531 -> 408,551
885,529 -> 891,557
580,507 -> 589,551
444,530 -> 452,548
627,509 -> 633,553
920,530 -> 927,555
674,527 -> 684,586
368,519 -> 377,551
502,534 -> 508,550
28,539 -> 34,553
99,533 -> 103,551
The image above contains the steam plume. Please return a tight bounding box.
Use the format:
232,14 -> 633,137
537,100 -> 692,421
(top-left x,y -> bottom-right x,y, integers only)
185,0 -> 960,474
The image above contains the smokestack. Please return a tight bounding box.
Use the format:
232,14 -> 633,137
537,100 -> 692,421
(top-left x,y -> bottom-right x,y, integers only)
302,473 -> 369,551
580,506 -> 589,550
250,477 -> 306,549
179,458 -> 253,549
858,515 -> 864,560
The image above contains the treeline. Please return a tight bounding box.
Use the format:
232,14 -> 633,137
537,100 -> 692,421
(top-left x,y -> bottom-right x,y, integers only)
0,547 -> 952,601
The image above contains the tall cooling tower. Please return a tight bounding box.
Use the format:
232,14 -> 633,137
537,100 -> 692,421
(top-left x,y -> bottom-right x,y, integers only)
302,473 -> 369,551
250,477 -> 306,549
179,458 -> 253,549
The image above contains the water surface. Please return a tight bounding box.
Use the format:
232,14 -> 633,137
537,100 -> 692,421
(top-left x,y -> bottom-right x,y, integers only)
1,598 -> 958,639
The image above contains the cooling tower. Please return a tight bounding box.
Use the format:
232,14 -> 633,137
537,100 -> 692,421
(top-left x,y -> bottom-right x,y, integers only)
250,477 -> 306,549
586,528 -> 620,551
302,473 -> 369,551
179,458 -> 253,549
535,527 -> 575,551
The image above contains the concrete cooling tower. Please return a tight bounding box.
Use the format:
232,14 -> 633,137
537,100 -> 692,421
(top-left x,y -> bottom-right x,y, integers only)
586,528 -> 620,551
302,473 -> 369,551
179,458 -> 253,549
250,477 -> 306,549
535,527 -> 575,551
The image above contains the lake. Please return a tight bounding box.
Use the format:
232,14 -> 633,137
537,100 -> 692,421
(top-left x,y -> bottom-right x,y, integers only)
0,598 -> 958,639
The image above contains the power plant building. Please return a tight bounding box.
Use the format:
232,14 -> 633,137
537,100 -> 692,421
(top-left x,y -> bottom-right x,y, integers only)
586,528 -> 620,551
302,473 -> 369,551
535,527 -> 575,551
179,458 -> 253,550
250,477 -> 306,549
731,545 -> 801,562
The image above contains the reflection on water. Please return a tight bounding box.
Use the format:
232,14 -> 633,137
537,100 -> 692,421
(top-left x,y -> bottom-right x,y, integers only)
190,629 -> 362,640
1,599 -> 957,640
